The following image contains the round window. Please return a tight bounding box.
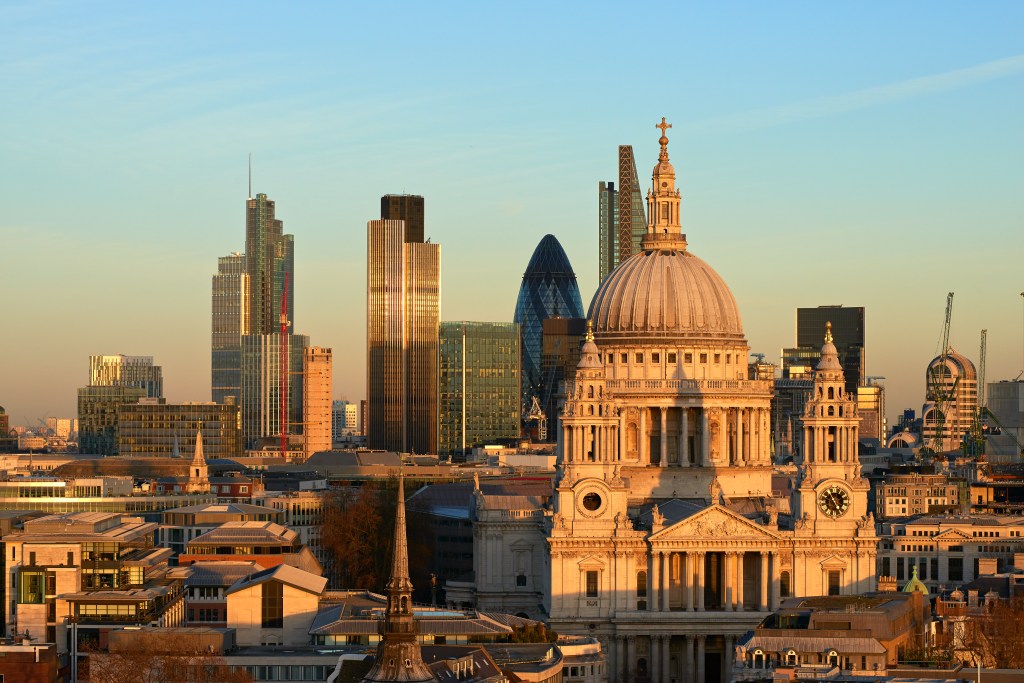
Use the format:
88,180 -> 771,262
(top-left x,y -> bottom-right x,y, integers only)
582,492 -> 602,511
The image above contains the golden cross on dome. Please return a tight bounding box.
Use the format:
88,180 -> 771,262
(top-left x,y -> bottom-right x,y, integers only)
656,117 -> 672,137
825,321 -> 833,344
585,320 -> 594,343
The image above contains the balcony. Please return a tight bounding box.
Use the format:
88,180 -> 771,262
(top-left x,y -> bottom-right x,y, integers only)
605,378 -> 772,396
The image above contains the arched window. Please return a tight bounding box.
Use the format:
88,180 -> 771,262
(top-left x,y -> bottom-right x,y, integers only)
828,406 -> 835,416
781,571 -> 791,597
588,385 -> 594,398
588,405 -> 594,416
818,387 -> 823,398
401,596 -> 408,611
753,649 -> 765,669
786,650 -> 798,665
827,650 -> 839,666
828,387 -> 834,399
636,571 -> 647,597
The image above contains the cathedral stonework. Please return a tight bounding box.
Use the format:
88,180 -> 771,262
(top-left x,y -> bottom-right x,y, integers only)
468,121 -> 876,683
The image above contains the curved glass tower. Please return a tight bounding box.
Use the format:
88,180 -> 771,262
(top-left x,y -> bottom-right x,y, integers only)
513,234 -> 585,413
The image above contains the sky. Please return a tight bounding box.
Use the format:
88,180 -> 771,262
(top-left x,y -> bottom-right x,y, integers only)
2,1 -> 1022,429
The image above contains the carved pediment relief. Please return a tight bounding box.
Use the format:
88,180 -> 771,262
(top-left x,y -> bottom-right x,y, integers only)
820,554 -> 847,569
577,554 -> 606,570
649,505 -> 781,542
933,528 -> 972,542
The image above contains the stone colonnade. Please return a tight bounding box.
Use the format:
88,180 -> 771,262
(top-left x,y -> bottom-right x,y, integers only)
645,549 -> 781,613
614,633 -> 740,683
803,424 -> 857,463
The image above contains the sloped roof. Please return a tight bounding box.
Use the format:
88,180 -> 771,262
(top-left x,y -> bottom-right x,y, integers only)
224,563 -> 326,597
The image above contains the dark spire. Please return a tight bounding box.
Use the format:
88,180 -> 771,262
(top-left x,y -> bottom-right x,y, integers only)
360,474 -> 434,682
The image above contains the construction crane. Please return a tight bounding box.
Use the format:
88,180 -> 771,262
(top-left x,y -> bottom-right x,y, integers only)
279,273 -> 290,456
526,396 -> 547,443
965,330 -> 987,459
925,292 -> 956,454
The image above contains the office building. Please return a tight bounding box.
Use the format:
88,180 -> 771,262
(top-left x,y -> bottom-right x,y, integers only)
438,322 -> 520,460
380,193 -> 425,243
538,317 -> 587,441
332,400 -> 359,441
921,348 -> 977,452
875,473 -> 968,519
116,399 -> 242,459
211,252 -> 249,404
598,181 -> 618,283
512,234 -> 584,415
302,346 -> 332,459
781,306 -> 865,393
857,382 -> 886,442
245,193 -> 294,335
986,380 -> 1024,458
78,386 -> 146,455
367,195 -> 440,454
598,146 -> 648,287
241,333 -> 309,450
89,354 -> 163,398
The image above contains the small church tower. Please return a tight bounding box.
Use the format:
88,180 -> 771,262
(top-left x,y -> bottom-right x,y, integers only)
187,427 -> 211,494
361,475 -> 434,682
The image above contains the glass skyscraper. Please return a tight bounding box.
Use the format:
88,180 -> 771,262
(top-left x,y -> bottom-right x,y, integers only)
599,146 -> 647,285
598,181 -> 619,283
245,193 -> 294,335
782,305 -> 865,393
438,322 -> 520,460
367,195 -> 440,454
89,355 -> 163,399
211,253 -> 249,404
241,333 -> 308,450
513,234 -> 584,414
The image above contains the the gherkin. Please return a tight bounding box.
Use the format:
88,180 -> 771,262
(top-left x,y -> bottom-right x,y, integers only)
513,234 -> 585,414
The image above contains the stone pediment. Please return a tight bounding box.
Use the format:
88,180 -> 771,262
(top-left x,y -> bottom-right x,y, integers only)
933,528 -> 972,542
577,554 -> 606,569
649,505 -> 781,542
820,554 -> 847,569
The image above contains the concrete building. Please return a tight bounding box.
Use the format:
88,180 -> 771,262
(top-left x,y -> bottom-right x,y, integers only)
0,405 -> 17,453
253,490 -> 326,564
178,520 -> 322,575
366,195 -> 440,455
986,379 -> 1024,459
332,400 -> 360,442
158,502 -> 282,556
876,473 -> 968,519
539,317 -> 588,442
781,306 -> 865,394
438,322 -> 521,460
241,332 -> 309,450
116,399 -> 242,458
302,346 -> 332,459
857,382 -> 886,443
226,563 -> 327,647
876,514 -> 1024,590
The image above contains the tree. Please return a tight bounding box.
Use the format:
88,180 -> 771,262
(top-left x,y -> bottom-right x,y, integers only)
962,595 -> 1024,669
320,479 -> 435,601
85,633 -> 252,683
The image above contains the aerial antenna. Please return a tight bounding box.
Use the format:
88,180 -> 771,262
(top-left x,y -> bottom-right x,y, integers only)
248,153 -> 252,199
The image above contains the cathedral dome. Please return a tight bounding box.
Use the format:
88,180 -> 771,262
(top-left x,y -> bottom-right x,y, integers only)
588,248 -> 744,343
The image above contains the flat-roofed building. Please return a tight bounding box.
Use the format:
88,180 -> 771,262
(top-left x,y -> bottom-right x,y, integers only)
117,399 -> 241,459
158,502 -> 283,556
876,473 -> 968,519
178,520 -> 322,575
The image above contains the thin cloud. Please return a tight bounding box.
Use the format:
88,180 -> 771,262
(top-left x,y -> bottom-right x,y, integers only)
691,55 -> 1024,134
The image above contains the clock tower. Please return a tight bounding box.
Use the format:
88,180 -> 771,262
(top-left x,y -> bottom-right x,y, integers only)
793,323 -> 870,535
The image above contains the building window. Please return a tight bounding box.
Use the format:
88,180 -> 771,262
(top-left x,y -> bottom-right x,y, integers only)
780,571 -> 791,597
714,353 -> 721,363
635,353 -> 644,363
516,574 -> 526,587
667,353 -> 676,364
700,353 -> 708,363
684,353 -> 693,363
621,353 -> 628,364
585,570 -> 598,598
881,557 -> 890,577
262,581 -> 283,628
651,353 -> 660,363
828,571 -> 841,596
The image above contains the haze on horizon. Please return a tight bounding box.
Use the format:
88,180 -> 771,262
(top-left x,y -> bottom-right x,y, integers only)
2,1 -> 1022,429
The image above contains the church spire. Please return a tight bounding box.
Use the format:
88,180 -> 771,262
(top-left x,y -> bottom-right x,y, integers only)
361,474 -> 434,683
643,116 -> 687,253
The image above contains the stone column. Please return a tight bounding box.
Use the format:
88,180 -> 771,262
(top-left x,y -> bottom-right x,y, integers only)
661,552 -> 670,612
626,635 -> 636,681
683,552 -> 693,611
760,551 -> 769,611
662,635 -> 671,683
639,409 -> 647,464
737,408 -> 744,466
651,551 -> 661,612
651,635 -> 660,682
736,551 -> 745,610
619,410 -> 626,462
724,634 -> 735,683
701,410 -> 710,466
696,552 -> 706,611
695,635 -> 705,683
660,406 -> 669,467
680,407 -> 689,466
616,636 -> 626,682
770,553 -> 781,610
803,426 -> 810,462
724,552 -> 735,611
685,636 -> 696,683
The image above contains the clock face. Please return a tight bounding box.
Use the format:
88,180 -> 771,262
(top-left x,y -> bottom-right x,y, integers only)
818,485 -> 850,518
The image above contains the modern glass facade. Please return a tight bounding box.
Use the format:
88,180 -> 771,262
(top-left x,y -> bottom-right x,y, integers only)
241,333 -> 309,450
438,322 -> 520,459
77,386 -> 147,455
89,355 -> 163,399
617,145 -> 647,264
244,193 -> 294,335
117,400 -> 242,458
367,202 -> 440,455
539,317 -> 587,442
513,235 -> 584,413
212,253 -> 249,404
783,306 -> 865,393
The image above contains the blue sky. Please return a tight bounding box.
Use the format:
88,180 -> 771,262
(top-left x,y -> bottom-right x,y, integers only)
2,1 -> 1022,427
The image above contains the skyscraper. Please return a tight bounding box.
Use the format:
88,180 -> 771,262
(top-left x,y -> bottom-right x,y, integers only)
438,322 -> 520,460
513,235 -> 584,414
245,193 -> 294,335
539,316 -> 587,441
598,181 -> 618,283
302,346 -> 332,459
781,305 -> 865,393
617,145 -> 647,263
598,147 -> 647,284
211,252 -> 249,404
241,333 -> 308,451
78,386 -> 146,455
367,195 -> 440,454
89,355 -> 163,398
